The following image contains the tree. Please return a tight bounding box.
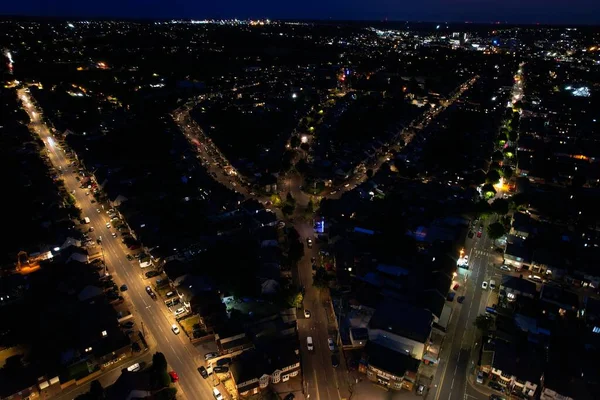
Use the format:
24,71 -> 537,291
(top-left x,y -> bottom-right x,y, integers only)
282,203 -> 295,216
313,267 -> 330,288
501,165 -> 513,179
486,170 -> 501,185
486,222 -> 506,240
286,192 -> 296,206
366,169 -> 374,179
290,136 -> 300,148
285,290 -> 304,309
491,199 -> 509,215
74,380 -> 105,400
481,183 -> 496,199
89,380 -> 104,399
152,352 -> 167,371
474,314 -> 494,332
491,151 -> 503,162
154,388 -> 177,400
288,240 -> 304,264
306,199 -> 314,214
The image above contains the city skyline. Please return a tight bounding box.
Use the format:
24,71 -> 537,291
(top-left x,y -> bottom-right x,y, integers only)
1,0 -> 600,25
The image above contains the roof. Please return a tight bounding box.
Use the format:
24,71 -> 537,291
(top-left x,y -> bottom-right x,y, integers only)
365,341 -> 420,378
540,285 -> 579,310
368,299 -> 433,344
491,339 -> 544,384
504,243 -> 532,263
501,275 -> 537,296
230,350 -> 269,386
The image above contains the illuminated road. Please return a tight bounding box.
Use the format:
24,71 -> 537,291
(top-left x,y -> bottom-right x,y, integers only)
433,223 -> 495,400
19,89 -> 221,400
173,108 -> 350,400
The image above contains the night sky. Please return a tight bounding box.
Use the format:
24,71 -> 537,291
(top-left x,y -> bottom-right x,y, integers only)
1,0 -> 599,25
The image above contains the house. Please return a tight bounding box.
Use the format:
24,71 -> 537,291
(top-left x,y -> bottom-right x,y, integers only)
489,338 -> 543,398
504,243 -> 532,270
510,212 -> 534,239
230,346 -> 300,397
216,326 -> 253,355
363,341 -> 420,391
0,361 -> 62,400
539,284 -> 579,318
368,299 -> 433,360
500,275 -> 537,302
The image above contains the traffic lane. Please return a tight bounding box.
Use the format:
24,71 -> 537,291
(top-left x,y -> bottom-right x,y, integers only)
99,224 -> 211,399
294,223 -> 339,400
437,235 -> 490,400
26,101 -> 213,400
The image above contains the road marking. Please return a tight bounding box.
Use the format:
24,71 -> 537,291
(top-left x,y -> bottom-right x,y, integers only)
454,365 -> 458,374
451,378 -> 455,389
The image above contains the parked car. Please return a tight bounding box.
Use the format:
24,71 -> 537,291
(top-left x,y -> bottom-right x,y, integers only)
468,231 -> 474,238
477,371 -> 484,384
126,254 -> 134,261
481,281 -> 488,290
145,270 -> 160,278
174,307 -> 186,317
477,230 -> 482,238
457,296 -> 466,304
120,284 -> 128,292
204,352 -> 219,361
417,384 -> 425,395
307,238 -> 313,248
198,366 -> 209,379
304,309 -> 311,318
213,366 -> 229,374
122,321 -> 135,329
328,338 -> 335,351
127,363 -> 140,372
500,265 -> 511,271
453,283 -> 460,291
331,354 -> 339,368
488,381 -> 504,392
169,371 -> 179,382
216,357 -> 231,367
171,324 -> 180,335
283,394 -> 295,400
145,286 -> 156,299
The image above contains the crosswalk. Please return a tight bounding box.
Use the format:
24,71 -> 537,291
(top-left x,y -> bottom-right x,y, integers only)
472,249 -> 491,257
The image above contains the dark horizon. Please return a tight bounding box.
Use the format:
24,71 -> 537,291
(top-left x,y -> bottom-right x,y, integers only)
1,0 -> 600,25
1,14 -> 600,29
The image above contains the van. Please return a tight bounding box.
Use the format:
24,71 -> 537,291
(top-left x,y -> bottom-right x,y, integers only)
84,217 -> 91,224
212,387 -> 223,400
307,336 -> 314,351
126,363 -> 140,372
489,279 -> 496,290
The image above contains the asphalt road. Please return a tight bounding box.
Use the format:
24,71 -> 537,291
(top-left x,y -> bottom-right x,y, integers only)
19,89 -> 220,400
174,107 -> 349,400
434,225 -> 497,400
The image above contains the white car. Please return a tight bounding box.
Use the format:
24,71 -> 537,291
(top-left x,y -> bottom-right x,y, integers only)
328,338 -> 335,351
171,324 -> 180,334
106,222 -> 111,228
304,309 -> 311,318
481,281 -> 489,290
500,265 -> 511,271
127,363 -> 140,372
174,307 -> 186,317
